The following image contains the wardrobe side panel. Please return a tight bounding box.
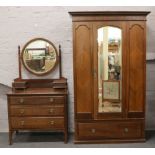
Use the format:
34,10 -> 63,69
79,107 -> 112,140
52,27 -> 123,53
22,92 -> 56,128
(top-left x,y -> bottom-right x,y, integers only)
128,21 -> 146,117
73,22 -> 93,119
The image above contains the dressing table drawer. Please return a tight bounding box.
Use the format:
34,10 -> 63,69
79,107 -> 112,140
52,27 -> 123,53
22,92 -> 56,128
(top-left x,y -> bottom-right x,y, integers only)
11,117 -> 64,129
10,105 -> 64,116
9,96 -> 65,105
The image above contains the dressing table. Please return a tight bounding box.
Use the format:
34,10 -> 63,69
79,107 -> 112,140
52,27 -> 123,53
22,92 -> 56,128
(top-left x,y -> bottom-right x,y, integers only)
7,38 -> 68,144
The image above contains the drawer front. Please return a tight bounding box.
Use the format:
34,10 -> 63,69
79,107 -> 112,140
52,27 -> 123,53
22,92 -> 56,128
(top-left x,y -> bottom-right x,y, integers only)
9,96 -> 64,105
11,117 -> 64,129
78,121 -> 143,140
10,105 -> 64,116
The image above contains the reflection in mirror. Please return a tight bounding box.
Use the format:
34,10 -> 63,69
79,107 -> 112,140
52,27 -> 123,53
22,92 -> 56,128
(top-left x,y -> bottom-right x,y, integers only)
22,39 -> 57,75
98,26 -> 122,113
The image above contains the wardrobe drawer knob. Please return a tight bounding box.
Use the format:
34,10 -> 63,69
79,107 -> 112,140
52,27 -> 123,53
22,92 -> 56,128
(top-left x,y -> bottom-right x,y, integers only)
91,128 -> 96,133
124,128 -> 129,133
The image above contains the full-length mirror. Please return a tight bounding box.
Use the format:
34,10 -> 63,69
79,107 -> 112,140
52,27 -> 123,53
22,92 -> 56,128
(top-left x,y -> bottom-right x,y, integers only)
98,26 -> 122,113
22,38 -> 58,76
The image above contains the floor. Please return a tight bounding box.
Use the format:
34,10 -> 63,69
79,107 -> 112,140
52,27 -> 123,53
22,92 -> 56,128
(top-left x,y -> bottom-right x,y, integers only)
0,131 -> 155,148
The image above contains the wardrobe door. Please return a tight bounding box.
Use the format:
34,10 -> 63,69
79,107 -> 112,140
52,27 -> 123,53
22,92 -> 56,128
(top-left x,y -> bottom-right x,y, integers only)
93,22 -> 127,119
127,21 -> 146,118
73,22 -> 93,119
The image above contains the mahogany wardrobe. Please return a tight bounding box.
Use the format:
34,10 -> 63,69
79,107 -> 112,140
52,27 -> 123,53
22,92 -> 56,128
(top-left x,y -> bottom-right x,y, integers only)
69,11 -> 150,143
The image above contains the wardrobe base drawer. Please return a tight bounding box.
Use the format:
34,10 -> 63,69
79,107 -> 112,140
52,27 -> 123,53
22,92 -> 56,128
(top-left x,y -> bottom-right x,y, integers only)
11,117 -> 64,130
77,121 -> 144,140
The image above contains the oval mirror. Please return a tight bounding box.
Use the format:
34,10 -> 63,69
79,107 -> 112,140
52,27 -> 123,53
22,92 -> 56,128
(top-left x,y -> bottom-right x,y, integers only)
21,38 -> 58,76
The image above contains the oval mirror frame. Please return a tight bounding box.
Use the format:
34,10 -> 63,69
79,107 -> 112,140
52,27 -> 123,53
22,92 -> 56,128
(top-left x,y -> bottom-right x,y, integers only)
21,38 -> 58,76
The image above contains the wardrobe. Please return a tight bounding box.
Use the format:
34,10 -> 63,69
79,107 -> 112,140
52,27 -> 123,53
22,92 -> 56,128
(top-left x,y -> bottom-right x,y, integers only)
69,11 -> 150,143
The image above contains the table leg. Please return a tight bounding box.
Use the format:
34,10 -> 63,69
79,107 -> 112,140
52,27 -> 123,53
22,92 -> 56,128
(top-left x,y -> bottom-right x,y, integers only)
9,130 -> 13,145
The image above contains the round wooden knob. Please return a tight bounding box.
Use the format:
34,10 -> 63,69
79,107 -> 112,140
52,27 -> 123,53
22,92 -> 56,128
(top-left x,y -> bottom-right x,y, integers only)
124,128 -> 129,133
49,109 -> 54,113
20,109 -> 25,114
50,121 -> 54,125
91,128 -> 96,133
50,98 -> 54,102
20,121 -> 25,126
19,98 -> 24,103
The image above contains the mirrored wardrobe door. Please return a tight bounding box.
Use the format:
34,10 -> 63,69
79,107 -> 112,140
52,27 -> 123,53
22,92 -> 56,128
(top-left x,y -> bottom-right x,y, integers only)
93,22 -> 127,119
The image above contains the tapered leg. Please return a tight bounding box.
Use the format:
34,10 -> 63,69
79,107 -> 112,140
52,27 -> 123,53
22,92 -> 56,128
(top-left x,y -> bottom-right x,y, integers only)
64,131 -> 68,144
9,130 -> 13,145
